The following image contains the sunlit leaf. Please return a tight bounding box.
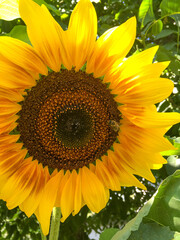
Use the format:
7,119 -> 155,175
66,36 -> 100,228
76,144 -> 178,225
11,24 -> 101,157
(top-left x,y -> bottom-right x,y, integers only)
138,0 -> 155,28
151,20 -> 163,36
7,25 -> 30,44
146,170 -> 180,232
0,0 -> 20,20
166,156 -> 180,175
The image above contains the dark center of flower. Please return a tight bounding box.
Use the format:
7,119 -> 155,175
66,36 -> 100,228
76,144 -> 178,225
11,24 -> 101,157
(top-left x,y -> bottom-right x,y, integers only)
18,69 -> 121,171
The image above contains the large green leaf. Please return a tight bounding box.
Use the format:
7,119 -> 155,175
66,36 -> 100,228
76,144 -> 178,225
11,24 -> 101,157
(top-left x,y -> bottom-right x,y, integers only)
100,228 -> 119,240
138,0 -> 155,28
111,195 -> 155,240
160,0 -> 180,16
146,170 -> 180,232
128,222 -> 176,240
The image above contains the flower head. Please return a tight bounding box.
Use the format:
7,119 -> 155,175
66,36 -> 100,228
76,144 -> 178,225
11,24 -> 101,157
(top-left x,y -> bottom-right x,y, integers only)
0,0 -> 179,235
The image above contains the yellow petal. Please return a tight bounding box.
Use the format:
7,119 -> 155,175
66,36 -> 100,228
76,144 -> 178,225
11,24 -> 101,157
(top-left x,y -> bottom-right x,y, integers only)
95,159 -> 121,191
0,88 -> 23,102
0,115 -> 18,130
38,171 -> 63,236
81,166 -> 108,213
0,36 -> 47,75
116,46 -> 159,79
112,143 -> 155,183
20,163 -> 46,217
0,60 -> 36,89
109,61 -> 169,90
4,160 -> 39,209
119,121 -> 175,153
120,105 -> 180,128
107,150 -> 148,188
65,0 -> 97,70
61,170 -> 77,221
86,17 -> 136,77
0,133 -> 19,147
0,121 -> 17,135
113,77 -> 174,105
0,100 -> 21,116
73,169 -> 84,216
0,148 -> 27,177
19,0 -> 63,72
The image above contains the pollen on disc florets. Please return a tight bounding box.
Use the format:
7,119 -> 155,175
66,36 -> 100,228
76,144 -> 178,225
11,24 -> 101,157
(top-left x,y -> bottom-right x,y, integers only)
17,69 -> 121,171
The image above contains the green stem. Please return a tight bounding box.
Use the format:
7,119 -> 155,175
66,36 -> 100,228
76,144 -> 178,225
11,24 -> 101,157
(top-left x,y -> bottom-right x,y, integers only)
49,207 -> 61,240
40,226 -> 47,240
142,11 -> 180,46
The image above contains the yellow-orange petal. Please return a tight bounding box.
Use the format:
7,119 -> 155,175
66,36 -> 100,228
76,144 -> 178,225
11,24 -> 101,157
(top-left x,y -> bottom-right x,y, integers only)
65,0 -> 97,70
0,88 -> 23,102
0,115 -> 18,131
19,0 -> 63,72
86,17 -> 136,77
118,121 -> 175,153
61,170 -> 77,221
4,160 -> 39,209
0,100 -> 21,116
81,166 -> 108,213
0,60 -> 36,89
0,148 -> 27,177
19,163 -> 46,217
0,133 -> 19,147
38,170 -> 63,236
120,105 -> 180,128
95,159 -> 121,191
107,149 -> 148,188
113,77 -> 174,105
73,170 -> 85,216
0,36 -> 47,75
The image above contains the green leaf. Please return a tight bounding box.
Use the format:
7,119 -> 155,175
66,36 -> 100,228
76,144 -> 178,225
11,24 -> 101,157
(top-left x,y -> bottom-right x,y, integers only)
7,25 -> 31,44
34,0 -> 60,16
100,228 -> 119,240
128,222 -> 176,240
146,170 -> 180,232
111,195 -> 155,240
138,0 -> 155,28
155,29 -> 176,39
0,0 -> 20,20
160,0 -> 180,16
151,20 -> 163,36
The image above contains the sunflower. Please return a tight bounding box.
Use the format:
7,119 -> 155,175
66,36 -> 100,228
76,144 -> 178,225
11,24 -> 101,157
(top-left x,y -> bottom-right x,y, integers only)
0,0 -> 179,236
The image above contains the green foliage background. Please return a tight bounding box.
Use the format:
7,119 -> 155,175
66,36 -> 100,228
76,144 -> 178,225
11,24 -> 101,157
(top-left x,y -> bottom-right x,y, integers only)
0,0 -> 179,239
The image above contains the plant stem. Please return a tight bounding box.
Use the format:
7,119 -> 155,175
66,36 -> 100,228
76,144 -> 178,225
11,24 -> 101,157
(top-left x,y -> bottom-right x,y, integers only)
49,207 -> 61,240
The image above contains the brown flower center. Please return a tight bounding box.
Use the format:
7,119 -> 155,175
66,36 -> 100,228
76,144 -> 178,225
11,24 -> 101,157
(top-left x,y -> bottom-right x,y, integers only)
18,69 -> 121,171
